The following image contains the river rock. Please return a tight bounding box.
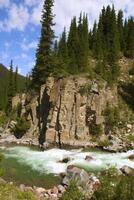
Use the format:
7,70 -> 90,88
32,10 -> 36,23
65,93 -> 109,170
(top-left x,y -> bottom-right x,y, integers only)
128,154 -> 134,160
25,186 -> 34,192
120,165 -> 134,176
49,193 -> 58,200
62,165 -> 100,199
57,185 -> 66,193
59,157 -> 70,163
35,187 -> 46,198
85,155 -> 94,161
19,184 -> 25,192
64,165 -> 93,187
51,186 -> 59,195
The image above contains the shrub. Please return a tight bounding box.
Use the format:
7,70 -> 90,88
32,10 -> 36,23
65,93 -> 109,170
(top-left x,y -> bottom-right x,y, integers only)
90,124 -> 103,135
103,105 -> 120,129
91,168 -> 134,200
60,180 -> 84,200
11,116 -> 30,139
98,139 -> 111,147
129,62 -> 134,75
79,84 -> 91,96
0,183 -> 37,200
0,113 -> 8,126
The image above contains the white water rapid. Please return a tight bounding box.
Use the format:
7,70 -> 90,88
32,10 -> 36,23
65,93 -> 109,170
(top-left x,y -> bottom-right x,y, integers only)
0,146 -> 134,174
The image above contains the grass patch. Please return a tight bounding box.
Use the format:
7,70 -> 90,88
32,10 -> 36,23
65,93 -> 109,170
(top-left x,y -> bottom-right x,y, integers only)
0,183 -> 38,200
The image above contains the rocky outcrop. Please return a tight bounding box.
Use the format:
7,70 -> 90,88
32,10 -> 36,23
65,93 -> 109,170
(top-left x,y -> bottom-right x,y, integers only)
11,76 -> 134,149
15,76 -> 118,146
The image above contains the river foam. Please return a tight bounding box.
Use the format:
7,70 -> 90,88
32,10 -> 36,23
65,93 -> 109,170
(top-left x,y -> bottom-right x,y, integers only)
1,146 -> 134,174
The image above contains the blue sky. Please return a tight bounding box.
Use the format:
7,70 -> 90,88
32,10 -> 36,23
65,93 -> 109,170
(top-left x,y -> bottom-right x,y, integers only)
0,0 -> 134,75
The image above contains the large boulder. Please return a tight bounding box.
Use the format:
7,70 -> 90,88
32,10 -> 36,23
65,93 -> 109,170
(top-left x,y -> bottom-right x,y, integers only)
62,165 -> 100,199
128,154 -> 134,160
120,165 -> 134,176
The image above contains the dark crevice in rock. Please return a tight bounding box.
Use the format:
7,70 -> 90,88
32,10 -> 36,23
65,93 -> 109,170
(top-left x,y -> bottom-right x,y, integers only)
38,88 -> 51,145
55,79 -> 62,148
74,93 -> 78,139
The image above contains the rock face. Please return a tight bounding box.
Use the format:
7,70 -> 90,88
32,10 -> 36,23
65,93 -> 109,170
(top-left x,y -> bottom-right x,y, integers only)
120,165 -> 134,176
12,76 -> 118,146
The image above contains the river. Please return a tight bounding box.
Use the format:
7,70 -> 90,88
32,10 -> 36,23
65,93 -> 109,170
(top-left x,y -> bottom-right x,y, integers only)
0,145 -> 134,188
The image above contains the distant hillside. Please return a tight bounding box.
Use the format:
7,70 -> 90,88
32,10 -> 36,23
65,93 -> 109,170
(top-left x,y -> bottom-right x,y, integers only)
0,64 -> 26,110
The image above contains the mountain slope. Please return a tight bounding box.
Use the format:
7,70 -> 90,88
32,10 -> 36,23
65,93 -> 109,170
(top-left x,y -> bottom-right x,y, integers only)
0,64 -> 26,110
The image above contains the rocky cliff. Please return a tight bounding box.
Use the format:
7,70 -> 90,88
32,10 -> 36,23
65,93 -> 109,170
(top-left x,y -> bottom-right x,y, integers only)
12,76 -> 125,146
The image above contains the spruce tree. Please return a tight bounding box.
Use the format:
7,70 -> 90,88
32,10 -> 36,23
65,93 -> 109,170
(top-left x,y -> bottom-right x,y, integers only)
107,6 -> 120,65
14,66 -> 18,93
53,40 -> 58,56
117,10 -> 124,51
32,0 -> 55,89
6,60 -> 14,114
67,17 -> 79,73
80,14 -> 89,71
125,17 -> 134,58
92,21 -> 98,58
58,28 -> 68,61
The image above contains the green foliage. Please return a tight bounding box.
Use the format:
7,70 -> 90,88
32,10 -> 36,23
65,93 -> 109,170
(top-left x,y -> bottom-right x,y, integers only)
60,180 -> 84,200
119,81 -> 134,111
0,63 -> 25,111
103,105 -> 120,129
0,113 -> 8,126
31,0 -> 55,89
14,66 -> 18,93
129,62 -> 134,75
124,17 -> 134,58
0,183 -> 37,200
31,4 -> 133,87
11,116 -> 30,139
90,124 -> 103,135
79,84 -> 91,96
127,134 -> 134,142
98,138 -> 112,147
91,168 -> 134,200
67,17 -> 79,73
0,154 -> 5,176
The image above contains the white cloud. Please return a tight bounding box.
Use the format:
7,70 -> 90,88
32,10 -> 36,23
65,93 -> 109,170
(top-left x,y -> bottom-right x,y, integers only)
0,3 -> 29,31
0,0 -> 10,8
54,0 -> 134,31
24,0 -> 41,7
21,40 -> 37,51
0,0 -> 134,32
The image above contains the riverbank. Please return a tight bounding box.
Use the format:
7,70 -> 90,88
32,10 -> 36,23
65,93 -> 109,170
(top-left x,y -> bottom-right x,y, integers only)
0,143 -> 134,199
0,132 -> 133,153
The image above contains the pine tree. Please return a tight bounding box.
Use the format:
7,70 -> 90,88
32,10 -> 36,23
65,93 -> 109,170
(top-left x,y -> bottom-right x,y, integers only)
123,19 -> 128,55
53,40 -> 58,56
88,30 -> 93,50
97,13 -> 105,59
117,10 -> 124,51
92,21 -> 98,57
6,60 -> 14,114
14,66 -> 18,93
125,17 -> 134,58
67,17 -> 79,73
80,14 -> 89,71
32,0 -> 55,89
58,28 -> 68,61
107,6 -> 120,65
